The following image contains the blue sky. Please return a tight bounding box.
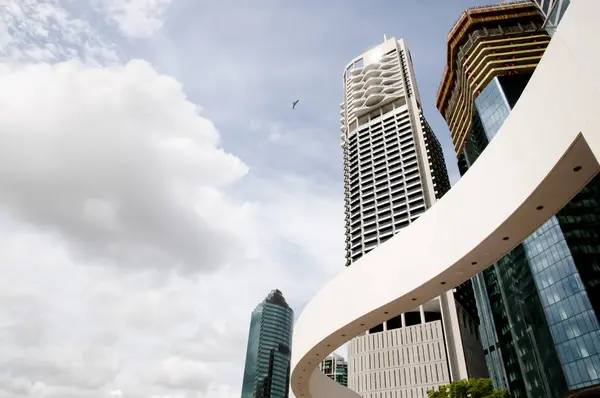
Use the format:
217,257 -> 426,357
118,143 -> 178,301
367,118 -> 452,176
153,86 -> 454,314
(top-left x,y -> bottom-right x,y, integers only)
139,0 -> 491,185
0,1 -> 491,397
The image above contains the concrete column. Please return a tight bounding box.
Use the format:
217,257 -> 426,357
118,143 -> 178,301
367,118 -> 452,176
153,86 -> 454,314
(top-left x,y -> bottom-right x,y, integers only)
401,313 -> 406,327
419,305 -> 426,324
383,321 -> 387,331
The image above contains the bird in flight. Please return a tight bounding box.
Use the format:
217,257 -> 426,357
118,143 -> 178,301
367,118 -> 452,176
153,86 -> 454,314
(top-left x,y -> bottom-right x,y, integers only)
292,100 -> 299,110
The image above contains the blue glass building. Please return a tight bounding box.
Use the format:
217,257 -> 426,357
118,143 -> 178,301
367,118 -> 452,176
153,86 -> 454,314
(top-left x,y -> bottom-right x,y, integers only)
461,72 -> 600,397
437,2 -> 600,397
241,290 -> 294,398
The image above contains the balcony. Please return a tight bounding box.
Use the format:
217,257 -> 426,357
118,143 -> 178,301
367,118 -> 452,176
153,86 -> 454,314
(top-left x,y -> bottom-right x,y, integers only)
364,77 -> 383,89
365,93 -> 385,107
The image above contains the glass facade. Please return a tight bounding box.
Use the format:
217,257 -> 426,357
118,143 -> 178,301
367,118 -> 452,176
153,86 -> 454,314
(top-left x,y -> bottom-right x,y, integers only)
241,290 -> 294,398
459,73 -> 600,397
486,244 -> 566,398
473,77 -> 510,142
319,353 -> 349,387
472,273 -> 508,390
525,218 -> 600,390
533,0 -> 571,35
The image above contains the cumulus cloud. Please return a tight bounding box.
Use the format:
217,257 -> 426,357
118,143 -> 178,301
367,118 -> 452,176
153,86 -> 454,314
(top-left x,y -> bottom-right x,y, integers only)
0,0 -> 119,64
93,0 -> 172,38
153,356 -> 212,391
0,1 -> 348,397
0,57 -> 342,397
0,60 -> 250,273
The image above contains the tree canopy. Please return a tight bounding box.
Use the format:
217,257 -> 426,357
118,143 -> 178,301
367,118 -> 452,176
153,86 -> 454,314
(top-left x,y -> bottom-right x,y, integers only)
427,378 -> 511,398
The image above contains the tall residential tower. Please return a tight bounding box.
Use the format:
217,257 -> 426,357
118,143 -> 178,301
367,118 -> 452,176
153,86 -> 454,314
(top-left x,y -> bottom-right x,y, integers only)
241,290 -> 294,398
341,37 -> 486,398
437,2 -> 600,397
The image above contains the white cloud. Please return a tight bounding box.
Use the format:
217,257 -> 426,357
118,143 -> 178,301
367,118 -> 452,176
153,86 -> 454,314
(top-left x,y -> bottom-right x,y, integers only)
0,2 -> 346,397
0,60 -> 250,274
0,58 -> 343,397
94,0 -> 172,38
0,0 -> 119,64
153,356 -> 212,391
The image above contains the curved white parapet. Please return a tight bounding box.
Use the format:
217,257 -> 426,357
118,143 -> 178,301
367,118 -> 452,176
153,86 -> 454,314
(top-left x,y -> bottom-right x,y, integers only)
291,1 -> 600,397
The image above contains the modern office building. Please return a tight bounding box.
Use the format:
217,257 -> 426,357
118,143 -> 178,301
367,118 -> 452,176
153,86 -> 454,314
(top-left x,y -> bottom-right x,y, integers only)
531,0 -> 571,34
319,353 -> 349,387
241,289 -> 294,398
341,37 -> 486,398
437,2 -> 600,397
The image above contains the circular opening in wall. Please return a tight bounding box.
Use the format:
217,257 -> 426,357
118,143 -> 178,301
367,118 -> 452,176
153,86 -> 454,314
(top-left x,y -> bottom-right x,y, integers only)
412,298 -> 417,301
536,205 -> 544,210
441,281 -> 446,285
384,311 -> 389,315
302,369 -> 305,372
326,344 -> 330,347
316,353 -> 319,356
308,362 -> 311,365
341,334 -> 346,337
360,323 -> 365,326
574,166 -> 582,172
503,237 -> 509,241
471,261 -> 477,265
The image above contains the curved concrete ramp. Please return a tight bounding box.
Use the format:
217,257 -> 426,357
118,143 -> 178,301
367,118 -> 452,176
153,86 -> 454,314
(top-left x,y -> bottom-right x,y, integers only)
291,1 -> 600,397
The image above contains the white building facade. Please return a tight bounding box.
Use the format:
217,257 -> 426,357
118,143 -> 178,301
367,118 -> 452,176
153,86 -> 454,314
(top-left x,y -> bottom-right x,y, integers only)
341,38 -> 486,398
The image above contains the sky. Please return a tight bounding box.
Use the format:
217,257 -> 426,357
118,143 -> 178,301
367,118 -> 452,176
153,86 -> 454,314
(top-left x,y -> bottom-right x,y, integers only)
0,1 -> 492,397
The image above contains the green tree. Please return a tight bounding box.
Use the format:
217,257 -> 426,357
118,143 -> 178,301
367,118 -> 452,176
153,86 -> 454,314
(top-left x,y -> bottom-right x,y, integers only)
427,378 -> 511,398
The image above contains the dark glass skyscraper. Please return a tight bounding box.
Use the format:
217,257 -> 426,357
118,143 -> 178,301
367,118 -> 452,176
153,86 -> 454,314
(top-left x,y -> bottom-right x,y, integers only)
437,2 -> 600,397
241,290 -> 294,398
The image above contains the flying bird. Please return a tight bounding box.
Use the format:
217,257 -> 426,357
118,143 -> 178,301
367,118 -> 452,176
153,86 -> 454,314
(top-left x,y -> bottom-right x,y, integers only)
292,100 -> 299,110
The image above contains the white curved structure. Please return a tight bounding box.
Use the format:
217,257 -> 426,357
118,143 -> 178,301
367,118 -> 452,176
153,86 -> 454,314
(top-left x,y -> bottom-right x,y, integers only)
291,1 -> 600,397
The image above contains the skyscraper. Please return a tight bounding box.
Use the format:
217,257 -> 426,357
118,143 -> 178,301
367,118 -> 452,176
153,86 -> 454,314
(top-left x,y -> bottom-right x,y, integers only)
437,2 -> 600,397
531,0 -> 571,34
241,290 -> 294,398
319,353 -> 349,387
341,37 -> 486,398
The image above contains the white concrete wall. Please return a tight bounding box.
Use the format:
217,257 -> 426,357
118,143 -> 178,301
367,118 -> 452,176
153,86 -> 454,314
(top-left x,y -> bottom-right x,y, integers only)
348,321 -> 450,398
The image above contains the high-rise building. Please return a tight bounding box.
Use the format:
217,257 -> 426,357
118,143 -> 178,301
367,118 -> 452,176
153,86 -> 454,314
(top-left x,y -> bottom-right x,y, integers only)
319,353 -> 349,387
341,37 -> 486,398
241,289 -> 294,398
437,2 -> 600,397
531,0 -> 571,34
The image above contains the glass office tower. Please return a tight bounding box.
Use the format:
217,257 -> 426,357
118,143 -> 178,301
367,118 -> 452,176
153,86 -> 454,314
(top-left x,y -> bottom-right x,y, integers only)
241,290 -> 294,398
319,353 -> 349,387
532,0 -> 571,35
437,2 -> 600,397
